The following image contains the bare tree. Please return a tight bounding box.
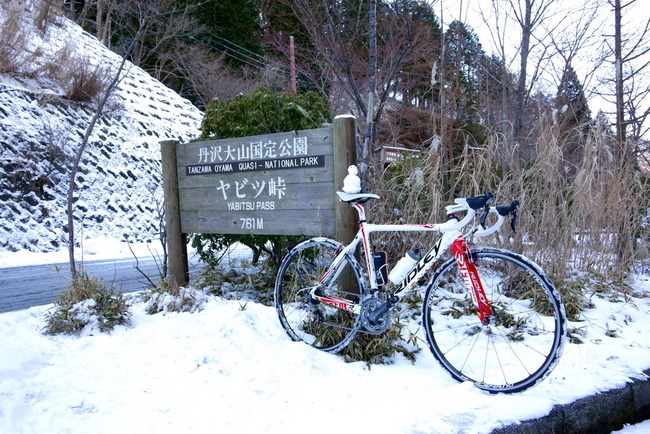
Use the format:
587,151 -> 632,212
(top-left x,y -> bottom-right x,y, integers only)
96,0 -> 116,46
115,0 -> 196,69
473,0 -> 564,152
607,0 -> 650,169
171,46 -> 281,108
544,1 -> 606,90
361,0 -> 378,185
264,0 -> 438,184
67,29 -> 143,282
505,0 -> 563,148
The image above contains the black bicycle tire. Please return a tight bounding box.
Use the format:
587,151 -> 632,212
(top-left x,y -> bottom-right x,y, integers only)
423,247 -> 567,393
274,237 -> 366,353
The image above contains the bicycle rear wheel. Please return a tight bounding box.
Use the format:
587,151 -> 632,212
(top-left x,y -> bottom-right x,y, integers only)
274,237 -> 365,353
423,248 -> 566,393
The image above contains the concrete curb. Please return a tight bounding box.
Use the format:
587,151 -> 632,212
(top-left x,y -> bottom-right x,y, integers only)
491,369 -> 650,433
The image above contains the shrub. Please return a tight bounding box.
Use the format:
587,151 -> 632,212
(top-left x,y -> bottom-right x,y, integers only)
193,87 -> 331,269
304,291 -> 422,365
195,258 -> 276,306
341,319 -> 420,365
43,271 -> 131,335
192,233 -> 300,269
200,87 -> 330,140
141,280 -> 209,314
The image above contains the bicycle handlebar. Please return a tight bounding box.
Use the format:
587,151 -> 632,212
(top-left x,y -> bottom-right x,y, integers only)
474,199 -> 520,237
443,194 -> 519,236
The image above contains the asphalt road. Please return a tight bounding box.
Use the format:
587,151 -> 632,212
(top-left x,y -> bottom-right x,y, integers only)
0,257 -> 166,314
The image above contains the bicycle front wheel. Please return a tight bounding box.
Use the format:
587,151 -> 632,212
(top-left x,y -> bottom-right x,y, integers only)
274,237 -> 365,353
423,248 -> 566,393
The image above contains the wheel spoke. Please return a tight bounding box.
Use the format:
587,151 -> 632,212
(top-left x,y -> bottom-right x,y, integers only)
423,248 -> 566,393
275,238 -> 364,353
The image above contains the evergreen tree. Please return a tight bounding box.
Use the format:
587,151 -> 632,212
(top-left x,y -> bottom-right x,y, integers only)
555,64 -> 591,127
390,0 -> 443,108
440,20 -> 486,155
476,54 -> 515,126
555,64 -> 592,171
443,21 -> 483,123
177,0 -> 264,67
194,88 -> 331,267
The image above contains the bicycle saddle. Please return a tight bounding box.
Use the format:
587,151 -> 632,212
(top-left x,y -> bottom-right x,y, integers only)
336,191 -> 380,204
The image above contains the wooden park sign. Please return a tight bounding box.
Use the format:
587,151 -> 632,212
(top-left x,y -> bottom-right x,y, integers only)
160,115 -> 358,286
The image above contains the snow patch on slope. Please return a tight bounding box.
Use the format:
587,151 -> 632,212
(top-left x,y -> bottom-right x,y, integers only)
0,2 -> 203,253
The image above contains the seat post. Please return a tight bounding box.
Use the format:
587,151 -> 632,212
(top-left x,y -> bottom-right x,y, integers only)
351,202 -> 368,224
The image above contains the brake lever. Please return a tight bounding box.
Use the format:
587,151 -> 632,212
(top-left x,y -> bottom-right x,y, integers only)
495,200 -> 519,233
480,205 -> 490,229
510,210 -> 518,233
476,193 -> 494,229
510,200 -> 520,233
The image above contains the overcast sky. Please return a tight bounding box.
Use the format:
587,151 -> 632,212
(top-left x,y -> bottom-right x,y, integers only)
434,0 -> 649,117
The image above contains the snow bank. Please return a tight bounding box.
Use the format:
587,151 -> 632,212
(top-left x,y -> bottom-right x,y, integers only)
0,284 -> 649,433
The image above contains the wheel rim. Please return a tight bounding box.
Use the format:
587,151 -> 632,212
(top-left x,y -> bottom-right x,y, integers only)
275,240 -> 363,352
424,251 -> 565,392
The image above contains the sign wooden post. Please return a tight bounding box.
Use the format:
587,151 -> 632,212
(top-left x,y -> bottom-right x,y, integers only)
160,140 -> 189,287
160,116 -> 358,285
333,115 -> 358,244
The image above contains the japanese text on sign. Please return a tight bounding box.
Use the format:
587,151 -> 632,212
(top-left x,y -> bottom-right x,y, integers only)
197,137 -> 309,164
216,176 -> 286,201
173,125 -> 337,237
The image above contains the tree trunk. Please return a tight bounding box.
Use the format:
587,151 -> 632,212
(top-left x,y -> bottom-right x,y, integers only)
613,0 -> 627,165
68,32 -> 140,282
612,0 -> 634,270
360,0 -> 377,191
96,0 -> 104,43
514,0 -> 532,151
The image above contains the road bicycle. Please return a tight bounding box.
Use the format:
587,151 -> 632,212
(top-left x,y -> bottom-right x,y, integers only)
274,173 -> 567,393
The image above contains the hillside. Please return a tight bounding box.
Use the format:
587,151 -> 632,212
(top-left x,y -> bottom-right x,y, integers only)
0,2 -> 203,253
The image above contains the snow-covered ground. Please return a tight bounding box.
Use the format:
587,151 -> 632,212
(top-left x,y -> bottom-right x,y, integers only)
1,2 -> 649,432
1,242 -> 649,433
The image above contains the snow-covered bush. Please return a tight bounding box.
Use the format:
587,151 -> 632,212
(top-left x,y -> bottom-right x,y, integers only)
141,280 -> 209,314
197,258 -> 275,306
43,271 -> 131,335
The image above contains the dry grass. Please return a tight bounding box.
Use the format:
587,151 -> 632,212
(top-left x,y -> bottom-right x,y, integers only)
0,5 -> 34,75
62,58 -> 114,102
43,271 -> 131,335
1,5 -> 113,103
367,111 -> 650,290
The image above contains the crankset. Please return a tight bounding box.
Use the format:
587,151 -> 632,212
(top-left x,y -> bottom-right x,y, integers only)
360,297 -> 392,334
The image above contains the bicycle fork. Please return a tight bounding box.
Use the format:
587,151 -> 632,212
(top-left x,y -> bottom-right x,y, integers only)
452,237 -> 494,325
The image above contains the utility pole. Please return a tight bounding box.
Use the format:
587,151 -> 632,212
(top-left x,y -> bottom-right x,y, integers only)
290,36 -> 297,95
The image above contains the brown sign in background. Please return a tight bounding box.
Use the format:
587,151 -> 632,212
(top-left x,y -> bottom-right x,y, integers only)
174,127 -> 335,236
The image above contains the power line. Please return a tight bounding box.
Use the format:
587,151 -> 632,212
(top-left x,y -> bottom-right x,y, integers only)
38,0 -> 292,80
142,1 -> 290,76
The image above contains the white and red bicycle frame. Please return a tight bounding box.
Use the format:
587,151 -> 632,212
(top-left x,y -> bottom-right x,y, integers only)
309,198 -> 501,324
